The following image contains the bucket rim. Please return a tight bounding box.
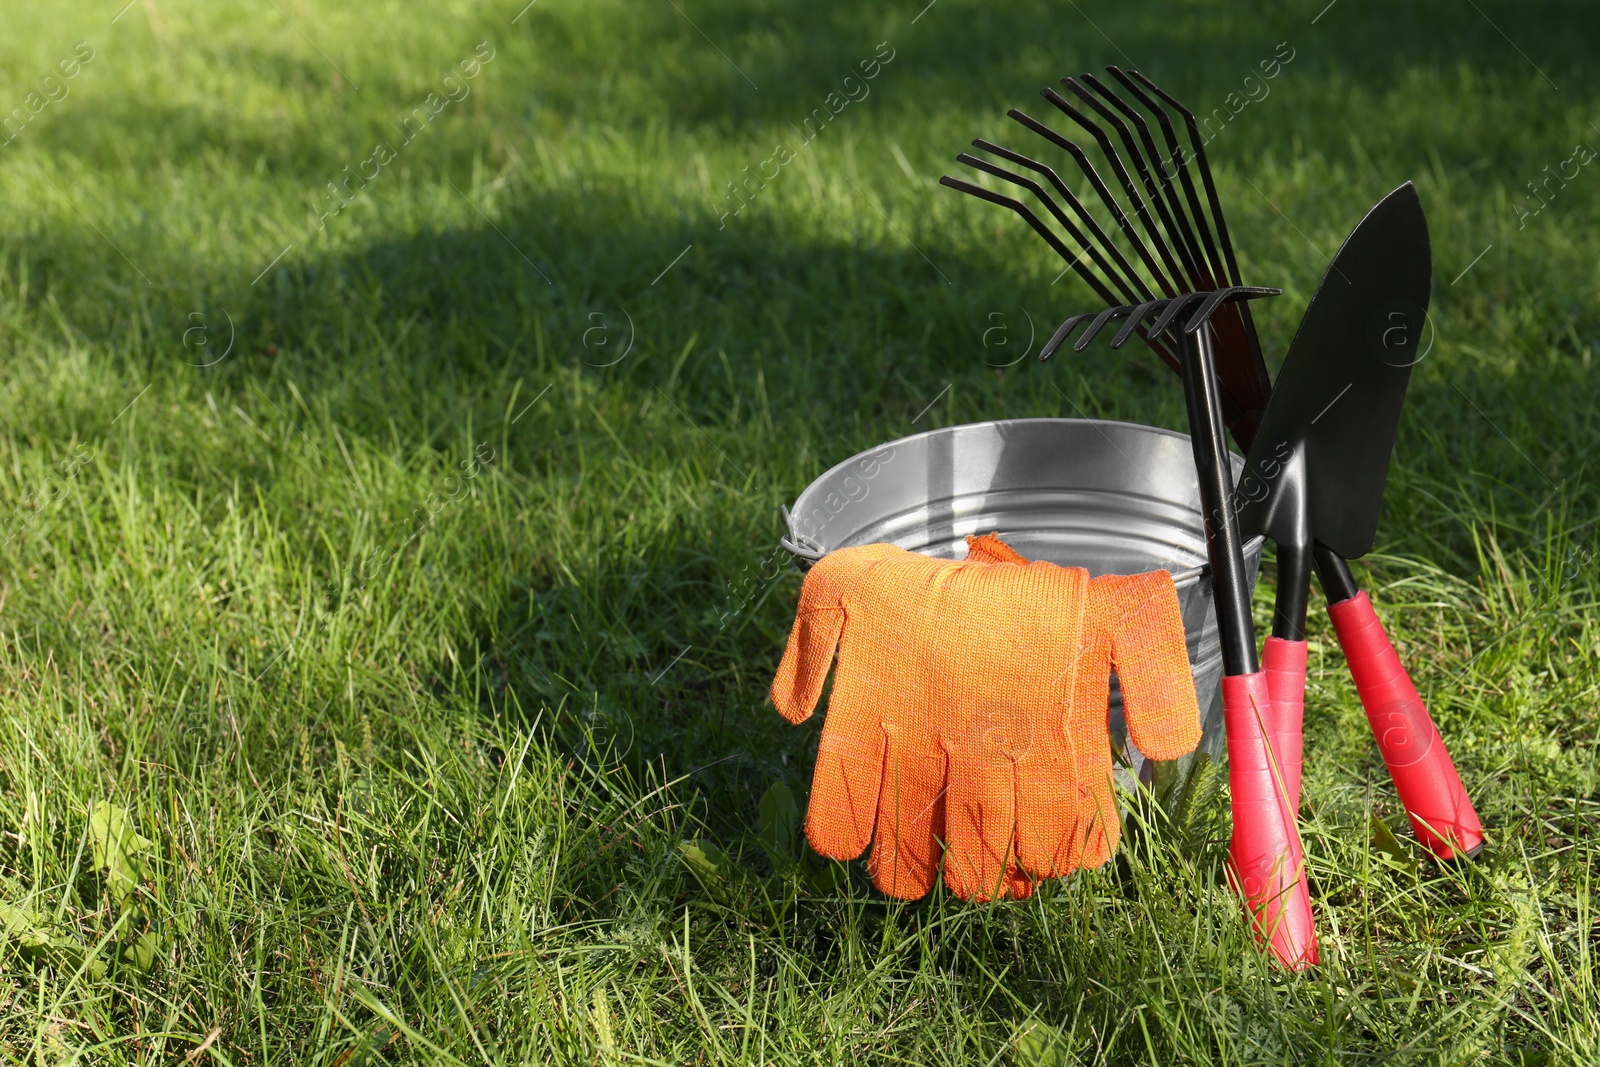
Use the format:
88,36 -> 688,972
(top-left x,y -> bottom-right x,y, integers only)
781,417 -> 1262,589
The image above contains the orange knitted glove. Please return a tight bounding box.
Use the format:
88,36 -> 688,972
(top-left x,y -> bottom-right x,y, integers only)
969,533 -> 1201,868
771,536 -> 1198,901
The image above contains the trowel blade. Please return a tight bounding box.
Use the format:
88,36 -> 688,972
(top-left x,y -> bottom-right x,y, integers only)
1237,182 -> 1432,558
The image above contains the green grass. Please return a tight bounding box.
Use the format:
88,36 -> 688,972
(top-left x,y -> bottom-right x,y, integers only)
0,0 -> 1596,1061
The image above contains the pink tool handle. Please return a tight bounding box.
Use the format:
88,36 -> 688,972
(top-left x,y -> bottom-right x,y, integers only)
1327,591 -> 1485,860
1261,637 -> 1307,814
1224,672 -> 1318,969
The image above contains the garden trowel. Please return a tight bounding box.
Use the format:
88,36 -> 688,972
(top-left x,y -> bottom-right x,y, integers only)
1236,181 -> 1484,859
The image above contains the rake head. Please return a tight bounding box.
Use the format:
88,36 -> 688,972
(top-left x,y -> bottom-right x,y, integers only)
1045,286 -> 1281,360
941,66 -> 1273,447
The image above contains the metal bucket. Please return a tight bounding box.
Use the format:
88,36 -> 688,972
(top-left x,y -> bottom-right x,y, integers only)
779,418 -> 1263,776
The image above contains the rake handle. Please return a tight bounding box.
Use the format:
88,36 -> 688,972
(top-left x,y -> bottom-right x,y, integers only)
1181,323 -> 1316,969
1326,591 -> 1485,860
1223,672 -> 1317,969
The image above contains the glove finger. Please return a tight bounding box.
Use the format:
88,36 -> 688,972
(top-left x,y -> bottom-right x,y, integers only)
1099,573 -> 1201,760
771,605 -> 845,724
1014,745 -> 1082,880
1004,866 -> 1035,899
940,748 -> 1017,902
963,532 -> 1028,565
865,732 -> 945,900
805,722 -> 884,862
1074,770 -> 1122,870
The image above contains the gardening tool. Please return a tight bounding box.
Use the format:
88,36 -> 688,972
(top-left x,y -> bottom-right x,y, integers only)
938,69 -> 1270,442
1054,289 -> 1316,969
1235,183 -> 1484,859
940,66 -> 1483,863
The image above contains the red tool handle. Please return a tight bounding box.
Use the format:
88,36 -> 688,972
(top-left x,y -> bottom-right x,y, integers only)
1261,637 -> 1307,814
1327,591 -> 1485,860
1224,672 -> 1318,969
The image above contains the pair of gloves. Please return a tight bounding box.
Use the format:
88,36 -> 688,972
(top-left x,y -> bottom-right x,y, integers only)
770,533 -> 1200,902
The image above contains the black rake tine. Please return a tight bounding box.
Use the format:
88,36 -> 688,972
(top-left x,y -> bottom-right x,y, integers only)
1109,298 -> 1171,349
1008,107 -> 1178,298
1104,66 -> 1228,289
1079,72 -> 1211,286
1073,305 -> 1134,352
1182,286 -> 1283,333
1126,68 -> 1246,290
970,137 -> 1158,304
958,147 -> 1148,307
1040,88 -> 1190,291
1039,313 -> 1099,361
1061,76 -> 1207,289
1044,310 -> 1178,370
1149,291 -> 1209,338
938,171 -> 1178,371
1127,68 -> 1273,411
938,175 -> 1123,311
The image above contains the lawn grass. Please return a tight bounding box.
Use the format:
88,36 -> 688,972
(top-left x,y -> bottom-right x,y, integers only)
0,0 -> 1597,1062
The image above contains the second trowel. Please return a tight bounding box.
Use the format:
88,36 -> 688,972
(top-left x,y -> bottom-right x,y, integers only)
1235,182 -> 1484,858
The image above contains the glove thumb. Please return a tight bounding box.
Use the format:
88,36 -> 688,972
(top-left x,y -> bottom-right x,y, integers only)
770,556 -> 851,723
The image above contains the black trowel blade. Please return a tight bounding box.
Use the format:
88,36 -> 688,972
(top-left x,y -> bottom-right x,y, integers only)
1237,182 -> 1432,559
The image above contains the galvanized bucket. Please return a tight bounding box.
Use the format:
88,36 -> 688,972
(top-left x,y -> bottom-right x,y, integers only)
779,418 -> 1263,777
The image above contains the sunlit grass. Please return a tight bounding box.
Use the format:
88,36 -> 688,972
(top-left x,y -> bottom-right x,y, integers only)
0,0 -> 1595,1062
